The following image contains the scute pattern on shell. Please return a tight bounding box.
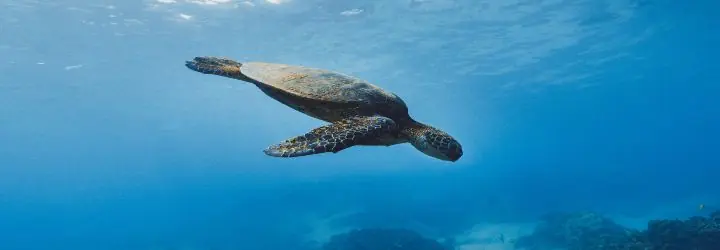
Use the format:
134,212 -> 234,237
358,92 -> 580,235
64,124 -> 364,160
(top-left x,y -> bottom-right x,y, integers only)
243,62 -> 401,105
263,116 -> 399,157
279,72 -> 309,83
283,72 -> 378,104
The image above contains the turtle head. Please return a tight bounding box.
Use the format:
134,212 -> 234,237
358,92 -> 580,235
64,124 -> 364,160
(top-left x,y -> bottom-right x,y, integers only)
401,120 -> 463,162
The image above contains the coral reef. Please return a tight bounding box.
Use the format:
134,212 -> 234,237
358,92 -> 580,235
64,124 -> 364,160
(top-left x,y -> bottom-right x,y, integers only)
645,210 -> 720,249
515,210 -> 720,250
514,211 -> 645,250
321,228 -> 452,250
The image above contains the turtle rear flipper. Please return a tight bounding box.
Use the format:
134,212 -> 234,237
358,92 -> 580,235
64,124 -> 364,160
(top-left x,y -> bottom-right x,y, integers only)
264,116 -> 399,157
185,56 -> 245,79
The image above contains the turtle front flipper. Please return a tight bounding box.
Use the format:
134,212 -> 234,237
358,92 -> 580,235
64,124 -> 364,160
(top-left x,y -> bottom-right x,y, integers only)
264,116 -> 399,158
185,56 -> 244,79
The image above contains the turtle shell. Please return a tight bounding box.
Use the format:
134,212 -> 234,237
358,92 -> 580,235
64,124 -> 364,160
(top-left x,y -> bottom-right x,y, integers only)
240,62 -> 402,106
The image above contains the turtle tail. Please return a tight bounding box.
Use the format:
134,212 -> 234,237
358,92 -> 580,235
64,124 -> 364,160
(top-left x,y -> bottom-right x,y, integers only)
185,56 -> 245,79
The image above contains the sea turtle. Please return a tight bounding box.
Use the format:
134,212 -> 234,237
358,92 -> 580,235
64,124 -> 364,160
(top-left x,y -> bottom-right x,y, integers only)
185,56 -> 463,162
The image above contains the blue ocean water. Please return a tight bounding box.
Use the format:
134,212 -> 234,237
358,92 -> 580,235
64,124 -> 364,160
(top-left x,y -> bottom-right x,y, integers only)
0,0 -> 718,249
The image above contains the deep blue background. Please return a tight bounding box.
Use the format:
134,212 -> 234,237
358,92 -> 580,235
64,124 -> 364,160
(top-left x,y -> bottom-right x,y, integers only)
1,0 -> 718,249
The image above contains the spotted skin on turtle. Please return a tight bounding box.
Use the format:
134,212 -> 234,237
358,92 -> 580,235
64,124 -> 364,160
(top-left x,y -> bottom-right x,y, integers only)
187,56 -> 244,78
185,56 -> 464,162
264,116 -> 398,157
